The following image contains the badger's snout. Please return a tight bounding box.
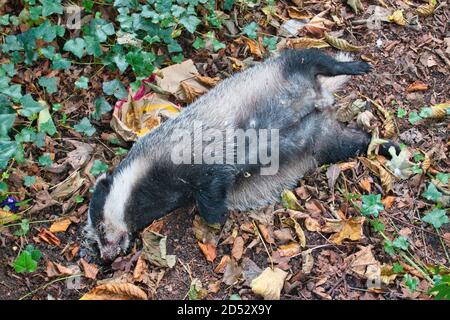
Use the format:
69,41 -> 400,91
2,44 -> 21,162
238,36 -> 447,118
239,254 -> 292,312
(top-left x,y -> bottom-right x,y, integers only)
99,243 -> 124,264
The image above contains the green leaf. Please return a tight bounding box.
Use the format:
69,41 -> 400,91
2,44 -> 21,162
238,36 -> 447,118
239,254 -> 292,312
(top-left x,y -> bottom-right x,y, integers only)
1,84 -> 22,101
224,0 -> 235,11
74,117 -> 96,137
75,194 -> 84,203
419,107 -> 433,118
422,183 -> 442,203
13,245 -> 41,273
383,239 -> 395,256
38,77 -> 58,94
51,54 -> 72,70
38,153 -> 53,167
2,63 -> 16,77
192,37 -> 205,50
397,107 -> 406,118
38,107 -> 57,136
393,236 -> 409,251
90,160 -> 108,177
24,176 -> 36,188
370,218 -> 385,232
408,111 -> 422,125
63,38 -> 86,59
436,173 -> 449,185
392,262 -> 404,273
84,36 -> 103,57
103,79 -> 128,99
403,274 -> 419,292
113,55 -> 129,73
429,275 -> 450,300
262,36 -> 278,51
242,22 -> 258,39
167,41 -> 183,53
179,15 -> 201,33
75,76 -> 89,89
93,97 -> 112,120
19,94 -> 45,118
229,294 -> 241,300
14,219 -> 30,236
360,194 -> 384,217
422,208 -> 448,229
39,0 -> 63,16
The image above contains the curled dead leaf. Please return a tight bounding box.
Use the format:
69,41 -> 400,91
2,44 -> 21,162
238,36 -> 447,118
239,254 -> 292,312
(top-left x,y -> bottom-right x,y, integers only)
231,236 -> 245,260
388,10 -> 407,26
251,267 -> 287,300
417,2 -> 436,17
38,228 -> 61,246
277,242 -> 301,257
80,282 -> 148,300
429,103 -> 449,119
180,81 -> 205,103
407,80 -> 429,92
288,37 -> 330,49
242,37 -> 263,58
193,74 -> 221,87
214,255 -> 230,274
49,218 -> 72,233
359,157 -> 394,192
79,258 -> 99,280
324,32 -> 364,52
291,217 -> 306,248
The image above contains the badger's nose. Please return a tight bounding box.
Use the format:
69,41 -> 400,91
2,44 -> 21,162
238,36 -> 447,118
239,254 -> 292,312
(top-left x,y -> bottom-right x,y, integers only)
100,246 -> 122,264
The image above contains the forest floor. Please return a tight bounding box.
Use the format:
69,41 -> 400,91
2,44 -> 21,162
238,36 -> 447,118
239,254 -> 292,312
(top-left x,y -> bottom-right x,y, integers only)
0,0 -> 449,300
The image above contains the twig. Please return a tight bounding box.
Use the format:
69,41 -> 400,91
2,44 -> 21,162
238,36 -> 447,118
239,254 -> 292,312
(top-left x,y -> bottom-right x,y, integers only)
252,220 -> 274,269
19,274 -> 81,300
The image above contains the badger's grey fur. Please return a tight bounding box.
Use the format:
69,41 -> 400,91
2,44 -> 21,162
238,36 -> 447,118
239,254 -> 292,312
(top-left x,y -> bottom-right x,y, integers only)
85,49 -> 395,263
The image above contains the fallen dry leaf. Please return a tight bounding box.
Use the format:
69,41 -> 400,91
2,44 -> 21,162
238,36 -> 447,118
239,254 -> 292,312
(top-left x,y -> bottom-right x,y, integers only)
407,80 -> 429,92
291,217 -> 306,248
38,229 -> 61,246
277,242 -> 301,257
417,1 -> 437,17
324,32 -> 364,52
231,236 -> 245,260
251,267 -> 287,300
288,37 -> 330,49
322,215 -> 365,245
222,259 -> 242,286
198,242 -> 217,262
242,37 -> 263,58
301,249 -> 314,274
49,218 -> 72,233
79,258 -> 99,280
80,282 -> 148,300
141,230 -> 176,268
359,157 -> 394,192
214,255 -> 230,274
258,224 -> 275,244
388,10 -> 407,26
180,81 -> 205,103
359,177 -> 372,193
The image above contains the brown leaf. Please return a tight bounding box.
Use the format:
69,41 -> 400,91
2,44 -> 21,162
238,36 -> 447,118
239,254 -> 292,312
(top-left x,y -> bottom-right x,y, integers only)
38,228 -> 61,247
80,283 -> 148,300
258,224 -> 275,244
326,164 -> 341,191
273,228 -> 294,243
359,177 -> 372,193
304,216 -> 321,232
429,103 -> 449,119
198,242 -> 217,262
79,258 -> 99,280
381,196 -> 396,209
214,255 -> 230,274
49,218 -> 72,233
242,37 -> 263,58
222,259 -> 242,286
287,7 -> 312,20
407,81 -> 429,92
193,74 -> 221,87
359,157 -> 394,192
277,242 -> 301,257
339,161 -> 357,171
301,249 -> 314,274
231,236 -> 244,260
344,245 -> 380,280
180,81 -> 205,103
291,218 -> 306,248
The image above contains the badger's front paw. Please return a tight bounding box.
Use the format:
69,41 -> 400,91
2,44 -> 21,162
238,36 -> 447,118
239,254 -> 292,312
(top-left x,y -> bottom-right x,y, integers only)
350,61 -> 373,75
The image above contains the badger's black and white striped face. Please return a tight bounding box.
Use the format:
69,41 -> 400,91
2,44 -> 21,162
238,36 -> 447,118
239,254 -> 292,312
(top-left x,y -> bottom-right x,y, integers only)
84,173 -> 132,263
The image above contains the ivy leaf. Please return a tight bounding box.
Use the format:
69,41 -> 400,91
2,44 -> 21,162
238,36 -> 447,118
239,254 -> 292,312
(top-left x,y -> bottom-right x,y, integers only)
103,79 -> 127,99
23,176 -> 36,188
90,160 -> 108,176
38,107 -> 57,136
38,77 -> 58,94
397,107 -> 406,118
51,54 -> 71,70
14,219 -> 30,236
224,0 -> 235,11
0,139 -> 18,169
242,22 -> 259,39
422,208 -> 448,229
404,274 -> 419,292
84,36 -> 103,57
262,36 -> 278,51
436,173 -> 449,185
393,236 -> 409,251
408,111 -> 422,125
419,107 -> 433,118
93,97 -> 112,120
360,194 -> 384,217
74,117 -> 96,137
113,54 -> 129,73
19,94 -> 45,118
392,262 -> 404,273
193,37 -> 205,50
63,38 -> 86,59
13,245 -> 41,273
383,239 -> 395,256
38,153 -> 53,167
1,84 -> 22,101
2,63 -> 16,77
40,0 -> 63,16
179,15 -> 201,33
75,76 -> 89,89
422,183 -> 442,203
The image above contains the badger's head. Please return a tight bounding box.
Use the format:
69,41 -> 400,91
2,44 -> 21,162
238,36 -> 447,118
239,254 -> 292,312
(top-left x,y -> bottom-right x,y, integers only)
84,172 -> 133,263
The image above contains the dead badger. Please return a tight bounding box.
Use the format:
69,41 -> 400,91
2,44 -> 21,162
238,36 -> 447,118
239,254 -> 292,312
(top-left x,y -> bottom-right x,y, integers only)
85,49 -> 397,262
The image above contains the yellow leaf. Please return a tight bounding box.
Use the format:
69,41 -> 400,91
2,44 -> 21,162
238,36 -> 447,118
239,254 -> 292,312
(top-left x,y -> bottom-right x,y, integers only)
288,37 -> 330,49
251,267 -> 287,300
80,283 -> 148,300
322,216 -> 365,245
0,209 -> 20,225
429,103 -> 449,120
359,157 -> 394,192
242,37 -> 263,58
277,242 -> 301,257
388,10 -> 407,26
49,218 -> 72,233
417,1 -> 436,17
324,32 -> 364,52
291,217 -> 306,248
281,189 -> 302,210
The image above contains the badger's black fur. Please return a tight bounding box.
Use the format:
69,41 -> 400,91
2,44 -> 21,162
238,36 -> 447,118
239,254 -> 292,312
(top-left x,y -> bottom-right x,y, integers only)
85,49 -> 397,262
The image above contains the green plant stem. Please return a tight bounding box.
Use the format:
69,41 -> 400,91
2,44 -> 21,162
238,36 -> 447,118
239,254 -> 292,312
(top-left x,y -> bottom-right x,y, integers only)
19,274 -> 81,300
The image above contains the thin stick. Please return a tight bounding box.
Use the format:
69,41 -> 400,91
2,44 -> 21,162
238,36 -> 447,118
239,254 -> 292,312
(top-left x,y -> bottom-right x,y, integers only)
19,274 -> 81,300
252,220 -> 274,269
